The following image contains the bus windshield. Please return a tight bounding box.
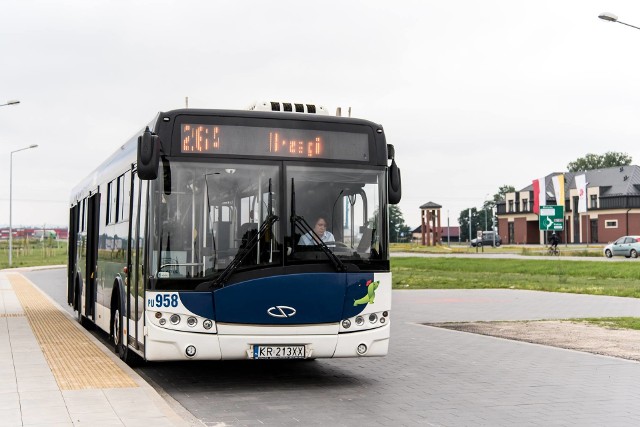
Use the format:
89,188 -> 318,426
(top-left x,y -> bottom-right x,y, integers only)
148,160 -> 385,284
286,165 -> 384,264
150,160 -> 281,281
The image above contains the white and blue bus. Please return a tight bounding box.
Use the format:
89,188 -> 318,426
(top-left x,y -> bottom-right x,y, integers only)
68,102 -> 402,363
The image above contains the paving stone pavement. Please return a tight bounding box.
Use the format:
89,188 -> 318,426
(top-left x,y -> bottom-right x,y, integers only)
23,268 -> 640,427
0,270 -> 194,427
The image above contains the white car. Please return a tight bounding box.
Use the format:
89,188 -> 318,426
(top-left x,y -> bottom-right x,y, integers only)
603,236 -> 640,258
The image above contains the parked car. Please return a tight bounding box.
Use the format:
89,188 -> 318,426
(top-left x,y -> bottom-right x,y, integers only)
603,236 -> 640,258
470,231 -> 502,247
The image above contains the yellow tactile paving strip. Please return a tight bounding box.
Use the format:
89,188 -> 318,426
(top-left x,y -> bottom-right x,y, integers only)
7,273 -> 138,390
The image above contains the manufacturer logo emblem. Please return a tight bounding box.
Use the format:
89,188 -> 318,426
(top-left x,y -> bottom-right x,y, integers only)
267,306 -> 297,318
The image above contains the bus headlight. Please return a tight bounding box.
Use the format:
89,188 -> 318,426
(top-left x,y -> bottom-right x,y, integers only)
186,316 -> 197,327
170,314 -> 181,325
203,319 -> 213,330
339,310 -> 389,333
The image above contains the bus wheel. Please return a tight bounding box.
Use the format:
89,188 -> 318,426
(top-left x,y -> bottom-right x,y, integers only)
112,299 -> 137,365
113,301 -> 126,360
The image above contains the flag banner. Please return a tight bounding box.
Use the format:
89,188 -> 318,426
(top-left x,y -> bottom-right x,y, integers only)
575,174 -> 587,213
532,177 -> 546,214
551,174 -> 565,206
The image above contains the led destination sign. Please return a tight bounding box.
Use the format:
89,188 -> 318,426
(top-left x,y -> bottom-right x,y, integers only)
180,124 -> 370,161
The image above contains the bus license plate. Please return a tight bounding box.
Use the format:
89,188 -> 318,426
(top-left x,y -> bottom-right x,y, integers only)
253,345 -> 305,359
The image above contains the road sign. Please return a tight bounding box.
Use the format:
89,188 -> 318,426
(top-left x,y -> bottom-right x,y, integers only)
539,205 -> 564,231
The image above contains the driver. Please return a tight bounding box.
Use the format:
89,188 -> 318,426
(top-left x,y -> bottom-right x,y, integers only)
299,216 -> 335,246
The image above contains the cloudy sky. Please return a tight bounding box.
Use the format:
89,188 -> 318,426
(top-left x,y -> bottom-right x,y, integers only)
2,0 -> 640,230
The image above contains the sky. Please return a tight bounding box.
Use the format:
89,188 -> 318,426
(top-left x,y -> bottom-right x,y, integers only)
2,0 -> 640,230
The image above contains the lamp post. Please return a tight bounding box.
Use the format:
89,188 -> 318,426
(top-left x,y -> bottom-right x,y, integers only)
0,100 -> 20,108
9,144 -> 38,266
598,12 -> 640,31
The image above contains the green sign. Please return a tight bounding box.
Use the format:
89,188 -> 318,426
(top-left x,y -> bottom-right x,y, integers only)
539,205 -> 564,230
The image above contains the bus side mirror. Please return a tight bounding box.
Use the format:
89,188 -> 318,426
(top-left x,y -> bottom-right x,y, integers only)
137,127 -> 160,180
388,159 -> 402,204
387,144 -> 401,204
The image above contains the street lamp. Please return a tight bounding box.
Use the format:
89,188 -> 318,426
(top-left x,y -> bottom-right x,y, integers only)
0,100 -> 20,108
9,144 -> 38,266
598,12 -> 640,31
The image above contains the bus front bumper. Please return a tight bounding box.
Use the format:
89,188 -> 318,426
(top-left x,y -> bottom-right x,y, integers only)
144,320 -> 390,361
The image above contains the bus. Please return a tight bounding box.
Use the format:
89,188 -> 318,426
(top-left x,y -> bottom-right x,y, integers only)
68,102 -> 402,363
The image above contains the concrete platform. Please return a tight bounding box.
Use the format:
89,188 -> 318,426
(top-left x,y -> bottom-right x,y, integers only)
0,270 -> 195,427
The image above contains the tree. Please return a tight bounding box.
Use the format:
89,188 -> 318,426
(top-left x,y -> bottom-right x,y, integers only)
458,208 -> 481,242
567,152 -> 632,172
485,185 -> 515,209
459,185 -> 514,242
389,205 -> 411,243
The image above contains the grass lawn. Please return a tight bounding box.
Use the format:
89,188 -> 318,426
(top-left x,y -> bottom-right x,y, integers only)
390,242 -> 605,257
392,257 -> 640,298
572,317 -> 640,331
0,241 -> 67,270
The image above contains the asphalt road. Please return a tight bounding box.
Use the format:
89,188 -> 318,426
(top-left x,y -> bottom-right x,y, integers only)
24,267 -> 640,426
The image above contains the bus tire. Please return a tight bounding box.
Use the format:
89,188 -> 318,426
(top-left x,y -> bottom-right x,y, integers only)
112,291 -> 137,365
112,298 -> 127,361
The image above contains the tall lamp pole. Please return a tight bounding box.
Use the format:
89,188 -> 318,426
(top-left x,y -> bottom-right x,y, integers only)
9,144 -> 38,266
0,100 -> 20,108
598,12 -> 640,31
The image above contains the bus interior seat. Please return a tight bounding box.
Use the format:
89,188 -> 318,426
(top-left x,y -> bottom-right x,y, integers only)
238,222 -> 258,248
214,221 -> 232,251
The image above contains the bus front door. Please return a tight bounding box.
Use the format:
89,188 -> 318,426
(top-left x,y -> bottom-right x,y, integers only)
67,205 -> 79,306
84,193 -> 100,320
127,174 -> 146,351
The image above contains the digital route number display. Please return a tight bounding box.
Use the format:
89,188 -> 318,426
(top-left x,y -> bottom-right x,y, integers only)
180,124 -> 370,161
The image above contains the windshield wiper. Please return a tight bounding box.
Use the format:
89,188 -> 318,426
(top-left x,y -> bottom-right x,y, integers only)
209,213 -> 279,288
209,178 -> 278,288
290,178 -> 346,272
